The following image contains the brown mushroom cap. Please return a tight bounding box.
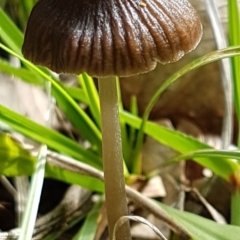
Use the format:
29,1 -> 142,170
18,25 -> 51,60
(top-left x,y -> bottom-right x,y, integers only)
22,0 -> 202,77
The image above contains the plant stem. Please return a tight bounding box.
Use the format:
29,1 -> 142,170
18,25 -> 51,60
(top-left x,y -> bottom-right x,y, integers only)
98,76 -> 131,240
228,0 -> 240,226
231,189 -> 240,225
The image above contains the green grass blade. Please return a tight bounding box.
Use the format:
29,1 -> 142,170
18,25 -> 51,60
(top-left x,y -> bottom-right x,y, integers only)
0,104 -> 102,169
19,0 -> 36,20
50,78 -> 102,147
0,59 -> 43,85
116,78 -> 130,176
78,73 -> 101,128
123,95 -> 138,171
228,0 -> 240,118
229,0 -> 240,119
73,200 -> 102,240
0,8 -> 23,54
129,96 -> 141,174
169,149 -> 240,162
167,149 -> 240,181
121,111 -> 240,181
231,191 -> 240,225
159,202 -> 240,240
64,85 -> 88,103
228,0 -> 240,226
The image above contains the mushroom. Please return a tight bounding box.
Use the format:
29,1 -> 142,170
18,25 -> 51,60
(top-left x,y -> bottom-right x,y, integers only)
22,0 -> 202,239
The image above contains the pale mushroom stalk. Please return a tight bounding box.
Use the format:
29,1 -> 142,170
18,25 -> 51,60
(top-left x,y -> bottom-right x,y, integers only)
22,0 -> 203,240
98,76 -> 131,240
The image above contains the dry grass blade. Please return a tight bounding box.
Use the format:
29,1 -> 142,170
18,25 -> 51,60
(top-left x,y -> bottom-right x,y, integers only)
0,229 -> 20,240
33,185 -> 92,239
18,145 -> 47,240
205,0 -> 233,149
0,186 -> 92,240
13,177 -> 28,225
190,188 -> 227,224
113,216 -> 168,240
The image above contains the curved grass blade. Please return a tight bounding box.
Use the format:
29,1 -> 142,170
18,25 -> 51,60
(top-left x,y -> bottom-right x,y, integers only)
167,149 -> 240,182
132,46 -> 240,165
72,200 -> 103,240
169,149 -> 240,162
159,202 -> 240,240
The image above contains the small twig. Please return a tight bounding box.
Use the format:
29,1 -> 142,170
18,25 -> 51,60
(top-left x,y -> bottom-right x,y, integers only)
47,151 -> 190,239
186,187 -> 227,224
0,176 -> 17,197
125,185 -> 189,239
34,185 -> 92,239
0,186 -> 92,240
113,216 -> 168,240
0,151 -> 190,240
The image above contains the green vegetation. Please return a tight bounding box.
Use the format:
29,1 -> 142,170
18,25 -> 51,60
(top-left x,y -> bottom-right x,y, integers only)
0,1 -> 240,239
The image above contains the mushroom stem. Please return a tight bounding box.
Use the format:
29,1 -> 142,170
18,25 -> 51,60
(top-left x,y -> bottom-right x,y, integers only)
98,76 -> 131,240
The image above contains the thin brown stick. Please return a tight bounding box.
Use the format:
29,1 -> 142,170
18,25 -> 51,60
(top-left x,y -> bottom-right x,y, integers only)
47,151 -> 190,239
